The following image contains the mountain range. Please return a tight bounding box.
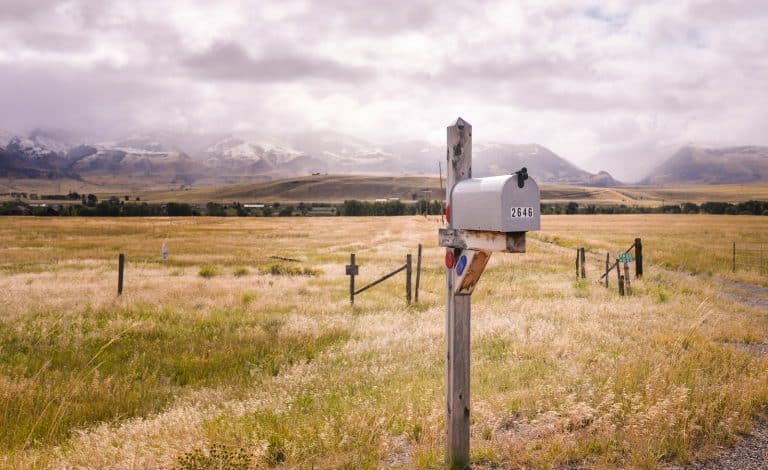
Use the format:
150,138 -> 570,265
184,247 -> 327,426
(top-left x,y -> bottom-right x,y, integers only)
1,129 -> 767,186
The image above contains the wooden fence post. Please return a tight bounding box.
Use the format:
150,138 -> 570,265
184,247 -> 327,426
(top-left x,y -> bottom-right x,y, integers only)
616,258 -> 621,294
580,248 -> 586,279
624,262 -> 631,295
348,254 -> 357,305
576,249 -> 580,278
415,244 -> 422,303
117,253 -> 125,296
634,238 -> 643,278
733,242 -> 736,273
406,254 -> 413,305
605,253 -> 610,288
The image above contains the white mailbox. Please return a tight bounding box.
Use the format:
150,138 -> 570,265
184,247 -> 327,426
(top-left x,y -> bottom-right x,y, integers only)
450,171 -> 540,232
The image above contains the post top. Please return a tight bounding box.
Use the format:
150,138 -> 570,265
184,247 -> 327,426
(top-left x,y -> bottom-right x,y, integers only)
449,117 -> 471,129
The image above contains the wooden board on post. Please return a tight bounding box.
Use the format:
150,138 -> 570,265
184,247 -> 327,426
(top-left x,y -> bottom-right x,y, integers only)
445,117 -> 472,469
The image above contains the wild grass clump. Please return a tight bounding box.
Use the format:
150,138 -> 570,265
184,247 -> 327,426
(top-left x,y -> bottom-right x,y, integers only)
233,266 -> 249,277
198,266 -> 218,278
261,263 -> 320,276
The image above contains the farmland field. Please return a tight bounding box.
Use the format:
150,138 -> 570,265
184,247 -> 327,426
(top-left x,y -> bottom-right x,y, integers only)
0,215 -> 767,468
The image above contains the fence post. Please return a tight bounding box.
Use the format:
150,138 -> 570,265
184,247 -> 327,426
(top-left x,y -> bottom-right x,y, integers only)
616,258 -> 621,294
348,254 -> 356,305
406,254 -> 412,305
576,249 -> 580,278
605,252 -> 609,288
733,242 -> 736,273
634,238 -> 643,278
117,253 -> 125,296
580,248 -> 586,279
624,262 -> 631,295
415,244 -> 422,303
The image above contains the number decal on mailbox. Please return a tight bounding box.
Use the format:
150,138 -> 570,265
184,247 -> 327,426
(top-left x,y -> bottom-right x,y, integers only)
510,207 -> 534,218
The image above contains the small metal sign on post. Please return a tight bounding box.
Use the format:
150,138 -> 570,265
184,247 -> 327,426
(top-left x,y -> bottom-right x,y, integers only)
438,117 -> 540,468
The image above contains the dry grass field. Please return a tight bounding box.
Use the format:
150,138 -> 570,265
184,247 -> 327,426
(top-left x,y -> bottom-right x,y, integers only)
0,215 -> 767,468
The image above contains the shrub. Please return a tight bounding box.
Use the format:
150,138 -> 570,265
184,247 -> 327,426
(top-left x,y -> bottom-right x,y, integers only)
198,266 -> 218,278
233,266 -> 249,277
261,264 -> 320,276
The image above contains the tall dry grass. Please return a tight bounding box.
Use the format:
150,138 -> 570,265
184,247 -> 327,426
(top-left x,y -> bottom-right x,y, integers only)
0,215 -> 765,468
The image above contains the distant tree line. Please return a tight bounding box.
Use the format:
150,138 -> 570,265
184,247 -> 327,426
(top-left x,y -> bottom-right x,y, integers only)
1,197 -> 767,217
541,201 -> 768,216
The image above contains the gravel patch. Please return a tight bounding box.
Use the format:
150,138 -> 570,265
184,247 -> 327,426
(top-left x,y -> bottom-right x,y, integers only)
686,420 -> 768,469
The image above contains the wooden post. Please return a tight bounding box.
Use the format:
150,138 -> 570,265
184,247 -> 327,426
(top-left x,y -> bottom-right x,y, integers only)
732,242 -> 736,273
348,254 -> 357,305
619,274 -> 625,296
576,249 -> 580,278
446,117 -> 472,469
117,253 -> 125,296
624,262 -> 631,295
406,254 -> 413,305
605,252 -> 610,288
415,244 -> 422,303
616,258 -> 621,294
580,248 -> 586,279
634,238 -> 643,278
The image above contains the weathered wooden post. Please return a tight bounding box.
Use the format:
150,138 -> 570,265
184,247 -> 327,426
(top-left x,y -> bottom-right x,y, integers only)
576,249 -> 580,278
634,238 -> 643,278
623,262 -> 631,295
732,241 -> 736,273
346,254 -> 358,305
605,253 -> 610,288
619,274 -> 625,296
415,244 -> 422,303
438,117 -> 540,468
117,253 -> 125,296
406,254 -> 413,305
580,248 -> 586,279
616,258 -> 621,293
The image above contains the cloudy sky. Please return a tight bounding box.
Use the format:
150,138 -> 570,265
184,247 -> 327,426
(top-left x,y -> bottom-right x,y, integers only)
1,0 -> 767,178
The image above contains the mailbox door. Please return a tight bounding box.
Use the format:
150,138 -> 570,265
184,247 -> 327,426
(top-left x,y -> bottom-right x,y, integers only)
501,177 -> 540,232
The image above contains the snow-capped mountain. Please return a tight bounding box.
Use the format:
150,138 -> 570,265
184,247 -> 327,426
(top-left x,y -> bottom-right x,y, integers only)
0,128 -> 622,185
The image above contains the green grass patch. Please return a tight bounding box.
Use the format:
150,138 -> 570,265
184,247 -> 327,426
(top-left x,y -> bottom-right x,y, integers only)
0,307 -> 349,451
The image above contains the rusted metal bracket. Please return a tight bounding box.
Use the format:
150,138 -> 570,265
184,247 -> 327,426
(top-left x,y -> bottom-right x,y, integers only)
438,228 -> 526,253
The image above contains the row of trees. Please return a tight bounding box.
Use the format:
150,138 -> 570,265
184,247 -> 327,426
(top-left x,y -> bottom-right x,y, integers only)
2,199 -> 767,217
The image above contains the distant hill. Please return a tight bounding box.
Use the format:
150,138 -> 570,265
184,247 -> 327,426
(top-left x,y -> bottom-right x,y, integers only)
642,146 -> 768,185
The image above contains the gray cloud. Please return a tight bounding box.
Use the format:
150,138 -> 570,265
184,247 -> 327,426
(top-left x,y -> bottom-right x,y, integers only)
183,41 -> 372,83
0,0 -> 766,179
